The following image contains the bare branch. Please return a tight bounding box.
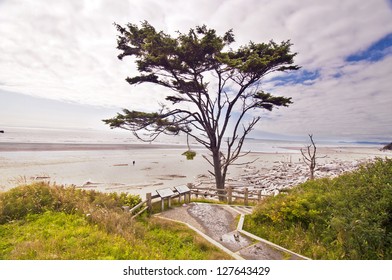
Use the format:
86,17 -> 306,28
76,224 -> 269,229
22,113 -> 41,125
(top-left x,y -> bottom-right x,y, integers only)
301,134 -> 325,180
107,22 -> 299,192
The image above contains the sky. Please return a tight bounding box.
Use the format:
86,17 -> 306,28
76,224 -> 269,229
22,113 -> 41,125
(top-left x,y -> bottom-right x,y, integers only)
0,0 -> 392,142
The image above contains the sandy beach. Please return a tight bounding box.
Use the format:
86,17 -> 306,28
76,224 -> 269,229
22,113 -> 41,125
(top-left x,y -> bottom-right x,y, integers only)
1,142 -> 391,198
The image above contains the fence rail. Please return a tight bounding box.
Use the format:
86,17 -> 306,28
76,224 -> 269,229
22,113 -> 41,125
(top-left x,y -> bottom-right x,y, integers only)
191,186 -> 268,205
128,185 -> 268,219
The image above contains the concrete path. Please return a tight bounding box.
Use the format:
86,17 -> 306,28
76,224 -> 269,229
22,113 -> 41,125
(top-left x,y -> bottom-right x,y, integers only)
155,202 -> 310,260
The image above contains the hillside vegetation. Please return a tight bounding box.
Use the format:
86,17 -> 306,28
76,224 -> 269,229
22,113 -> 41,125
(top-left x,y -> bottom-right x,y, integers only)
0,183 -> 229,260
244,158 -> 392,259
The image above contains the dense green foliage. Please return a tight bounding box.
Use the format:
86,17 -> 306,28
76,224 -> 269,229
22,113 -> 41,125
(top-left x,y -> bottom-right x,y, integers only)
0,183 -> 229,260
182,150 -> 197,160
244,158 -> 392,259
0,211 -> 135,259
0,183 -> 141,224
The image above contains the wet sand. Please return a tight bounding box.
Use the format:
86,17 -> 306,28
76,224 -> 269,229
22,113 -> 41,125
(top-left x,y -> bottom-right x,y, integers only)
1,142 -> 390,198
0,143 -> 207,197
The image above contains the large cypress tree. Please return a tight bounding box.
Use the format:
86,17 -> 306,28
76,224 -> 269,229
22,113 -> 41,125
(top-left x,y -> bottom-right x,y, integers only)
104,21 -> 300,191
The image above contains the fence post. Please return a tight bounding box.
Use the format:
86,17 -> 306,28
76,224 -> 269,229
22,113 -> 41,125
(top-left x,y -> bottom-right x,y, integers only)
257,190 -> 261,202
244,188 -> 249,206
146,193 -> 152,216
227,186 -> 232,204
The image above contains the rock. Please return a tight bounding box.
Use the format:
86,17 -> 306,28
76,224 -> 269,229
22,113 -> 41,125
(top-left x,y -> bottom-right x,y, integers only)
382,142 -> 392,151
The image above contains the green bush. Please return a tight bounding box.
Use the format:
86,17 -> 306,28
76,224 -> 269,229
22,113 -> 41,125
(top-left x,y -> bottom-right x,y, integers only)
0,183 -> 56,223
0,182 -> 230,260
245,158 -> 392,259
0,183 -> 141,224
0,211 -> 137,260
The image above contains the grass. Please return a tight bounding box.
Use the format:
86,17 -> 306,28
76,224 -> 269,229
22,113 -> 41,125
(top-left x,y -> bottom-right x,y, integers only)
0,182 -> 230,260
137,217 -> 229,260
244,158 -> 392,260
0,211 -> 134,260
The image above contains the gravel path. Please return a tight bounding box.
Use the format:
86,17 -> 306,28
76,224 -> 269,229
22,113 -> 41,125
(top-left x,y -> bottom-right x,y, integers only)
157,202 -> 306,260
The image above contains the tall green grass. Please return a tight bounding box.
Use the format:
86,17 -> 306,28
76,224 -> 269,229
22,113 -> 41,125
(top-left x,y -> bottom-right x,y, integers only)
244,158 -> 392,259
0,211 -> 137,259
0,182 -> 230,260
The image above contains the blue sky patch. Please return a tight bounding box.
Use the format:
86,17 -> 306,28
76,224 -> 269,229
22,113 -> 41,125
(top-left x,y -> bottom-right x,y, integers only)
269,69 -> 320,86
346,33 -> 392,62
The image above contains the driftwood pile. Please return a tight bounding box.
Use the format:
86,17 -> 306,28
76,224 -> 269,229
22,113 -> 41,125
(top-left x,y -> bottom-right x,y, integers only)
195,159 -> 370,197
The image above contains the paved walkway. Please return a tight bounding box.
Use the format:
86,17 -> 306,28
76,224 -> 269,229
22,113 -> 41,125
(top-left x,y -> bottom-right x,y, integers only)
155,202 -> 309,260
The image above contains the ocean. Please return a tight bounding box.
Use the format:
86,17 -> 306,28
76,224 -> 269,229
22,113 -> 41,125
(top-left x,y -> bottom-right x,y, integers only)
0,126 -> 386,194
0,126 -> 138,145
0,126 -> 382,153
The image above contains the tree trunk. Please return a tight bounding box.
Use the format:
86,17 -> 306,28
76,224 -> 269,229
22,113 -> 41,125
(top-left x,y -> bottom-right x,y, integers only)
310,169 -> 314,180
212,149 -> 226,201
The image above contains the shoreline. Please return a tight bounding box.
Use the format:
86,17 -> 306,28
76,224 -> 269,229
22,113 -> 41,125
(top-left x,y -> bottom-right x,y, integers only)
1,143 -> 391,198
0,142 -> 190,152
1,141 -> 384,153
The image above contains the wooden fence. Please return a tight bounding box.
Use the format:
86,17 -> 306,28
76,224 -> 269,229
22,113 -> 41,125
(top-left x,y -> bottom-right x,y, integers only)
128,185 -> 267,219
191,186 -> 267,205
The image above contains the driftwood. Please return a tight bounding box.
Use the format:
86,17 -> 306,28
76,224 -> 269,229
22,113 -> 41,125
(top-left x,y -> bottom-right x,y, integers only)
300,134 -> 326,180
194,156 -> 370,197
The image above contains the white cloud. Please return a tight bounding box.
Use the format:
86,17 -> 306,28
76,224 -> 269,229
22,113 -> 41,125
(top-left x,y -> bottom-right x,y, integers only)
257,56 -> 392,141
0,0 -> 391,140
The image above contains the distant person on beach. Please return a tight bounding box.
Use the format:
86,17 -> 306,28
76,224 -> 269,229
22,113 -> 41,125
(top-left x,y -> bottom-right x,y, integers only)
133,161 -> 135,165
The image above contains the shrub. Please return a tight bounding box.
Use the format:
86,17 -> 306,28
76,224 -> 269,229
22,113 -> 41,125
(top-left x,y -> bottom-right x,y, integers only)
0,183 -> 56,223
0,182 -> 231,260
245,158 -> 392,259
0,211 -> 139,260
0,183 -> 141,224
